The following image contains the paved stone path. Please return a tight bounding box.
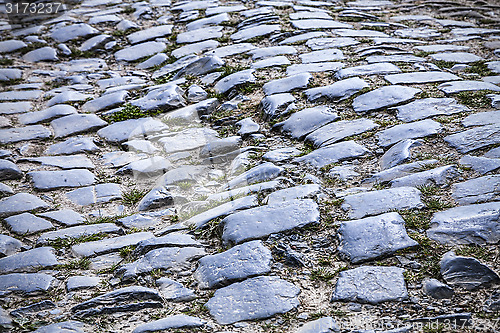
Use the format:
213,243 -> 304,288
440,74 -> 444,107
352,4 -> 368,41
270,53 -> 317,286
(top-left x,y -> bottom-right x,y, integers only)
0,0 -> 499,332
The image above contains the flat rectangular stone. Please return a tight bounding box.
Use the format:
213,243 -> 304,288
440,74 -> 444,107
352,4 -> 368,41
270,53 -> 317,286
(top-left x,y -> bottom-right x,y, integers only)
342,187 -> 423,219
71,232 -> 154,257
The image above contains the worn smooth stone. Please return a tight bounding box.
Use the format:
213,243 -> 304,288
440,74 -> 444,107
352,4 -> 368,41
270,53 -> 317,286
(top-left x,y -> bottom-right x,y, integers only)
0,273 -> 54,295
353,86 -> 421,114
390,165 -> 457,188
380,139 -> 422,170
248,45 -> 297,60
137,187 -> 174,211
56,58 -> 108,73
462,110 -> 500,127
127,25 -> 173,44
177,26 -> 223,44
80,34 -> 112,52
134,233 -> 202,255
131,84 -> 185,111
115,41 -> 166,62
452,175 -> 500,205
275,106 -> 338,140
117,156 -> 171,178
50,23 -> 99,43
72,232 -> 154,258
39,209 -> 85,226
0,102 -> 32,114
67,276 -> 100,292
22,47 -> 58,62
184,195 -> 258,229
0,69 -> 22,82
0,125 -> 51,144
0,90 -> 42,101
159,127 -> 218,154
300,48 -> 344,63
331,266 -> 408,304
82,91 -> 128,113
366,54 -> 425,63
230,25 -> 280,42
71,286 -> 162,317
0,40 -> 27,53
195,240 -> 272,289
0,193 -> 49,217
0,247 -> 58,274
259,93 -> 296,120
385,71 -> 460,84
338,212 -> 417,263
263,73 -> 311,95
98,117 -> 167,144
423,278 -> 454,299
265,184 -> 320,205
291,19 -> 351,29
157,165 -> 207,186
33,321 -> 85,333
305,118 -> 378,147
226,162 -> 283,189
187,12 -> 229,30
25,155 -> 94,170
206,43 -> 256,58
306,37 -> 358,50
396,97 -> 469,122
156,278 -> 196,302
427,201 -> 500,245
305,77 -> 368,102
173,40 -> 219,59
0,160 -> 22,181
438,80 -> 500,94
459,155 -> 500,174
205,276 -> 300,324
445,124 -> 500,153
377,119 -> 442,147
236,117 -> 260,137
51,114 -> 107,138
440,251 -> 500,290
117,247 -> 205,280
0,235 -> 23,257
342,187 -> 423,219
214,69 -> 255,94
286,62 -> 343,76
46,91 -> 91,107
430,52 -> 483,64
37,223 -> 120,246
262,147 -> 301,162
336,62 -> 400,79
163,98 -> 218,123
45,136 -> 99,155
136,53 -> 168,69
133,315 -> 206,333
364,160 -> 438,185
18,104 -> 77,125
294,141 -> 369,169
207,181 -> 280,202
222,199 -> 319,245
414,44 -> 470,53
5,213 -> 53,235
28,169 -> 95,191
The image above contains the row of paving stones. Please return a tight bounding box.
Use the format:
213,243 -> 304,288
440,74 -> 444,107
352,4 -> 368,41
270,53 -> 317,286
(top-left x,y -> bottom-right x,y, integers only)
0,0 -> 500,331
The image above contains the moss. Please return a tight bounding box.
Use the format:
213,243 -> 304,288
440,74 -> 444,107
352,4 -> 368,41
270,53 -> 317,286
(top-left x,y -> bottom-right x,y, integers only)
463,61 -> 493,76
105,103 -> 161,122
455,90 -> 495,108
0,58 -> 13,66
122,188 -> 147,206
47,233 -> 107,249
433,60 -> 456,69
56,258 -> 91,270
